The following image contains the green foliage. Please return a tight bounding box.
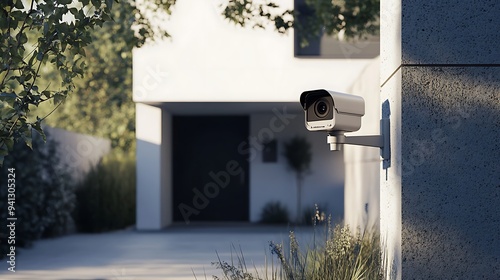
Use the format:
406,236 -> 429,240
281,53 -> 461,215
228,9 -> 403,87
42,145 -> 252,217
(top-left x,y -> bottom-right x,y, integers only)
259,201 -> 290,224
38,0 -> 140,152
221,0 -> 380,45
222,1 -> 294,33
0,0 -> 176,163
73,151 -> 136,233
0,0 -> 115,164
213,223 -> 382,280
36,0 -> 178,152
0,132 -> 74,258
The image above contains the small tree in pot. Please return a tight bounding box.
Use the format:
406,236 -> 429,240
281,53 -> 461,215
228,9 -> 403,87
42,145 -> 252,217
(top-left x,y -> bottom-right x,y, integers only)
283,135 -> 312,224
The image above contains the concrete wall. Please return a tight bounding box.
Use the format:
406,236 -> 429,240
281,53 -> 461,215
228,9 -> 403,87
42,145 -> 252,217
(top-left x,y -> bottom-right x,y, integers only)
133,0 -> 374,103
344,57 -> 380,232
46,126 -> 111,181
381,0 -> 500,278
249,111 -> 344,223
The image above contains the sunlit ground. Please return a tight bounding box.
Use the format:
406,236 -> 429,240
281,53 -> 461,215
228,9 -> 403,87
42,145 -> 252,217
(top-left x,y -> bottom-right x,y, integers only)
1,224 -> 316,280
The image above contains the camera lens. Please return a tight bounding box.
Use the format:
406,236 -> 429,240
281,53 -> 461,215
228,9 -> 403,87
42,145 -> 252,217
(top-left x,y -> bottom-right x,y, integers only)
315,99 -> 329,118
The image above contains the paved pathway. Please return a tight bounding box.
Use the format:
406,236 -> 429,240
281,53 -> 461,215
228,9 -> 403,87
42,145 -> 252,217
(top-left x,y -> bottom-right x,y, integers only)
0,224 -> 317,280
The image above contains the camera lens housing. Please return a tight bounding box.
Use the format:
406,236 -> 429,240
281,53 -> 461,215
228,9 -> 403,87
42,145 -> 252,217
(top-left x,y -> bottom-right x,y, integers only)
305,91 -> 334,122
314,98 -> 330,118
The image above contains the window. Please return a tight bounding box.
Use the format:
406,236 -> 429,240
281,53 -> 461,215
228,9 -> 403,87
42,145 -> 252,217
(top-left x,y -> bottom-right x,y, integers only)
294,0 -> 380,59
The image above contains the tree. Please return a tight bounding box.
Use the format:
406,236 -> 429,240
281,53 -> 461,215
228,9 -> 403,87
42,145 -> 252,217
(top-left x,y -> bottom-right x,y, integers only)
37,0 -> 143,152
0,0 -> 175,164
222,0 -> 379,45
283,136 -> 312,224
0,0 -> 112,164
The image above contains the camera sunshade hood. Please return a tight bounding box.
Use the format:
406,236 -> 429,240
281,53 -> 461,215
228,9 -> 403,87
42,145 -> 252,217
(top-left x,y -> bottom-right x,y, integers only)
300,89 -> 365,116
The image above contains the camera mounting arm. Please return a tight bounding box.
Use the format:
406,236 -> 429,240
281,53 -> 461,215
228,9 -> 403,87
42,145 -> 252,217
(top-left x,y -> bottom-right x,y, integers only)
327,119 -> 391,160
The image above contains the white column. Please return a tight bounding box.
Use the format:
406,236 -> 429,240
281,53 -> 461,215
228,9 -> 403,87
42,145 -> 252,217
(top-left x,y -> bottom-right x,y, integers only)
136,103 -> 172,230
380,0 -> 402,278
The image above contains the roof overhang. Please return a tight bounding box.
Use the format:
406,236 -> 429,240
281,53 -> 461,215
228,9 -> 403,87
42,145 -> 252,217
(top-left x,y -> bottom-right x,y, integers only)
139,102 -> 303,115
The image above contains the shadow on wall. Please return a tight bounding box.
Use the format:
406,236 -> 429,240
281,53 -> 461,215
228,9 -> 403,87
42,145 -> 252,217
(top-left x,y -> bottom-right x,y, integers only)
399,67 -> 500,278
46,126 -> 111,181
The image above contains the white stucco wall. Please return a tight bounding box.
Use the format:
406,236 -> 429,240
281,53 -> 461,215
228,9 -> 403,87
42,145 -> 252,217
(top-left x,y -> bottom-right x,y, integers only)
133,0 -> 374,103
136,103 -> 173,230
343,57 -> 381,232
249,111 -> 345,223
133,0 -> 380,229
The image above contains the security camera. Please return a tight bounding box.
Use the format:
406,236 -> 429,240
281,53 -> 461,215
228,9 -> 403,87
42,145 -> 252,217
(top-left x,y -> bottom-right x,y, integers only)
300,89 -> 365,133
299,89 -> 390,160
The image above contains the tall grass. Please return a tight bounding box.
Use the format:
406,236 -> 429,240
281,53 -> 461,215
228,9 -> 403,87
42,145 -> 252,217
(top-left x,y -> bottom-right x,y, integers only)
73,152 -> 136,232
213,221 -> 382,280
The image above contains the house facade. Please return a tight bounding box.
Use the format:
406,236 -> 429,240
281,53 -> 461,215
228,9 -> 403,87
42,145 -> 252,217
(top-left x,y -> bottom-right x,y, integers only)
133,0 -> 380,229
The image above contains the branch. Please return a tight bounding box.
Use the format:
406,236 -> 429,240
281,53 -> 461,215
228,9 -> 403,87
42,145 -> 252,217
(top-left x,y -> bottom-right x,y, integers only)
39,100 -> 63,122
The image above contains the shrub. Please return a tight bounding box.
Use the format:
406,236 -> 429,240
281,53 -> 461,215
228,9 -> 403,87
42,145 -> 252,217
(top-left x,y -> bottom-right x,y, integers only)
73,152 -> 135,232
213,222 -> 382,280
259,201 -> 290,224
0,133 -> 74,258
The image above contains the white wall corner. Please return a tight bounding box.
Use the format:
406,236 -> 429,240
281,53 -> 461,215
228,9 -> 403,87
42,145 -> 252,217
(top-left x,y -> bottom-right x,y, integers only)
136,103 -> 164,230
380,0 -> 402,85
380,0 -> 403,278
380,69 -> 402,280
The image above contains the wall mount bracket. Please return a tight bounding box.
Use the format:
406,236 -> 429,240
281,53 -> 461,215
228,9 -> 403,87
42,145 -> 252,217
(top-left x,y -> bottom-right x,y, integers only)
326,119 -> 391,160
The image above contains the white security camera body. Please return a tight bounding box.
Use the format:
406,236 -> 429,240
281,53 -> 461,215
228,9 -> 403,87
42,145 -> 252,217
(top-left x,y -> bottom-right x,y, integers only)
300,89 -> 365,133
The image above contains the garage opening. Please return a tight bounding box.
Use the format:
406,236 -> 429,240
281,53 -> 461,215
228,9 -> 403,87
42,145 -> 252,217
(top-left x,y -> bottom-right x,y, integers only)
172,116 -> 250,222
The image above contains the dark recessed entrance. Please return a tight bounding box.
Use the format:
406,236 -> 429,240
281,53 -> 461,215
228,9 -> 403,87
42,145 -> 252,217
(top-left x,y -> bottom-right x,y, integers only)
173,116 -> 249,222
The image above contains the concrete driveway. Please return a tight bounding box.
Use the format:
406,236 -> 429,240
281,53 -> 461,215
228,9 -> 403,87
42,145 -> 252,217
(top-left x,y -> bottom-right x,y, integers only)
1,224 -> 316,280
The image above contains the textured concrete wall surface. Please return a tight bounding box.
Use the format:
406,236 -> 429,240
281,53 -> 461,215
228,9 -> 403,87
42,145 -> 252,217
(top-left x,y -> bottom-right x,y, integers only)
381,0 -> 500,278
401,67 -> 500,278
401,0 -> 499,64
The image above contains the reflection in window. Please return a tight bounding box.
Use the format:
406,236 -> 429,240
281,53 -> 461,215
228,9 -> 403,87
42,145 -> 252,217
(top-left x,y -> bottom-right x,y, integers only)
294,0 -> 380,59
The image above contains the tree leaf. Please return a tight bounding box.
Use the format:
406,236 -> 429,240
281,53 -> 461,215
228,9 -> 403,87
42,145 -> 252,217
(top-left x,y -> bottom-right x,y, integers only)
24,136 -> 33,149
32,121 -> 46,142
106,0 -> 114,10
0,92 -> 17,100
59,0 -> 73,6
14,0 -> 24,9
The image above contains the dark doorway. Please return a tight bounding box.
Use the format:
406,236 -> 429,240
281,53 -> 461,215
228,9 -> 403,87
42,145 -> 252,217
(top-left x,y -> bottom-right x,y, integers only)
173,116 -> 249,222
